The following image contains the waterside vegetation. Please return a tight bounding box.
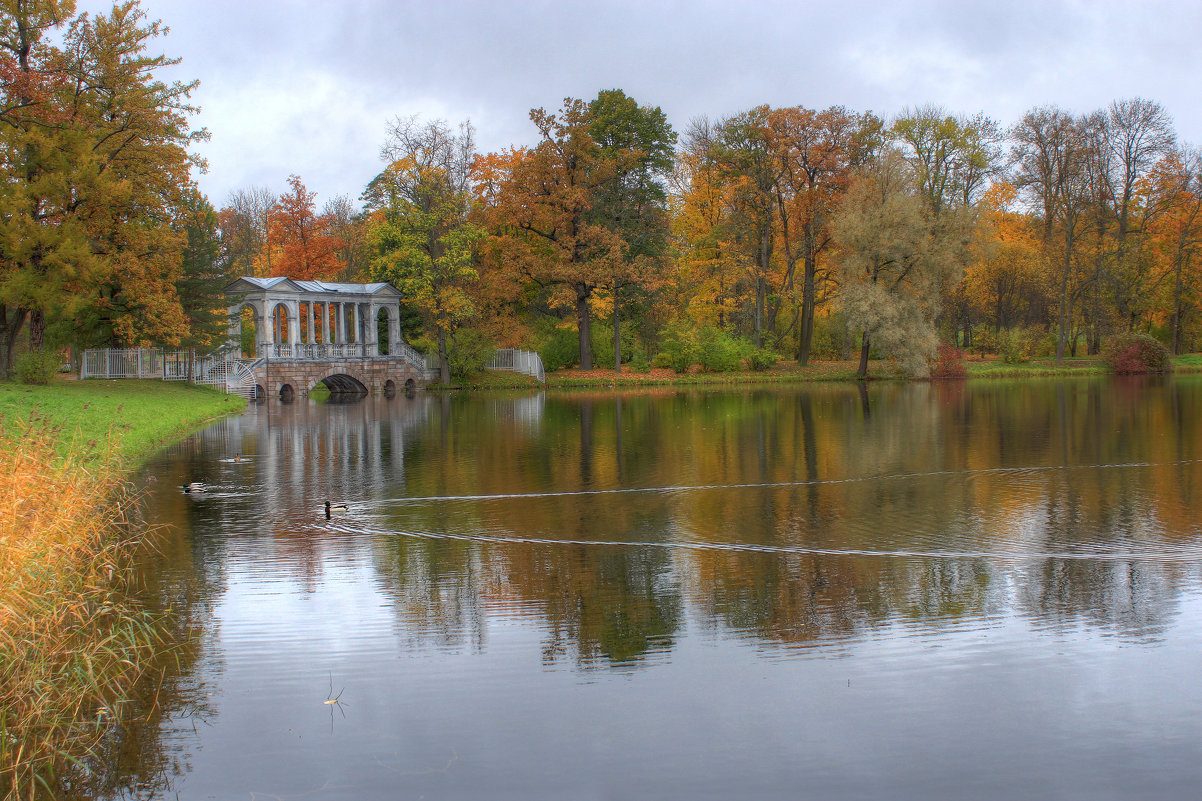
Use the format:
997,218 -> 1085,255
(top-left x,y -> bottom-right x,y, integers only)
0,381 -> 243,797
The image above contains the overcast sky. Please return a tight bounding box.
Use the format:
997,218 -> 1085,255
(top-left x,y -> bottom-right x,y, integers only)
78,0 -> 1202,211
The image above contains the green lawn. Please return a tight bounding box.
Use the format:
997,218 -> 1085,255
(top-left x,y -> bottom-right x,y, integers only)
0,378 -> 246,464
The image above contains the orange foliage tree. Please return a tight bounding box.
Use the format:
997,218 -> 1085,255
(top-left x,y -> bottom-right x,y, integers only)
268,175 -> 346,280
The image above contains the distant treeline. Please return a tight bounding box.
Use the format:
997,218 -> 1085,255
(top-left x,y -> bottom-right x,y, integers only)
3,3 -> 1199,379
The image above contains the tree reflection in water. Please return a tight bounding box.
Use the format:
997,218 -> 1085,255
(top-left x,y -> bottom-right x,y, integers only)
105,377 -> 1202,797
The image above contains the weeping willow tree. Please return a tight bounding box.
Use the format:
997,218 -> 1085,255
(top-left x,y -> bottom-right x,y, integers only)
833,148 -> 972,378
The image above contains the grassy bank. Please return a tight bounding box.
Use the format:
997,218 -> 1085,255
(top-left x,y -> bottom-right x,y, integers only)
438,353 -> 1201,391
0,378 -> 245,463
0,379 -> 244,797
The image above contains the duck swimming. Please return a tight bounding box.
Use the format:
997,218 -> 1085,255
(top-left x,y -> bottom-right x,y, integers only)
324,501 -> 348,519
181,482 -> 206,494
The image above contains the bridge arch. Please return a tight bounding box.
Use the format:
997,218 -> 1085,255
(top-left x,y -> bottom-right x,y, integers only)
230,300 -> 265,358
318,373 -> 369,395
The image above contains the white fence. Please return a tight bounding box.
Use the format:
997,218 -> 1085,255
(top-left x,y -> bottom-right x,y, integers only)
423,347 -> 545,383
80,348 -> 260,398
487,348 -> 545,383
81,348 -> 196,380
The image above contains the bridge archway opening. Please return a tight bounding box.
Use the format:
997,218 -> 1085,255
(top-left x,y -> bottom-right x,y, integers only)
236,303 -> 260,358
383,379 -> 396,398
272,303 -> 290,344
319,373 -> 369,396
279,383 -> 296,403
377,308 -> 391,355
253,384 -> 266,402
404,378 -> 417,396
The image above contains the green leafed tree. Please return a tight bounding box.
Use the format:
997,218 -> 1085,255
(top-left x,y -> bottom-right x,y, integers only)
586,89 -> 675,370
367,116 -> 483,383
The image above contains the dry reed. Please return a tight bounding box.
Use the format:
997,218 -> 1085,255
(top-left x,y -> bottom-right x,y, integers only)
0,418 -> 173,799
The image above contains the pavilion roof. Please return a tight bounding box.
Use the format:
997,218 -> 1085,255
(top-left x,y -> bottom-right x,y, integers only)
225,276 -> 399,296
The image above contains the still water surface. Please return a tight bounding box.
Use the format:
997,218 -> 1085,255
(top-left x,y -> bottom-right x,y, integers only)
122,378 -> 1202,800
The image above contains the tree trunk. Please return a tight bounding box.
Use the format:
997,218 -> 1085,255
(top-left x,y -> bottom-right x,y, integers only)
613,285 -> 621,373
29,309 -> 45,351
576,282 -> 593,370
437,328 -> 450,384
797,250 -> 816,365
1054,236 -> 1072,362
0,307 -> 28,380
1172,253 -> 1184,355
857,331 -> 871,379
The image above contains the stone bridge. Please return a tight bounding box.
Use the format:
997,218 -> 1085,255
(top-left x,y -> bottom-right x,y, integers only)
256,352 -> 427,401
225,276 -> 432,400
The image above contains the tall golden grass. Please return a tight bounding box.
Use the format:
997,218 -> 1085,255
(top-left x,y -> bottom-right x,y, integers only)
0,420 -> 176,799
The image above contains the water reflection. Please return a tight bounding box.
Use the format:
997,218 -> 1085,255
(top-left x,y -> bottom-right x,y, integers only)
115,377 -> 1202,800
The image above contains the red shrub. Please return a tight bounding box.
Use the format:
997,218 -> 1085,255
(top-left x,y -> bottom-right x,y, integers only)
930,342 -> 967,378
1106,333 -> 1172,374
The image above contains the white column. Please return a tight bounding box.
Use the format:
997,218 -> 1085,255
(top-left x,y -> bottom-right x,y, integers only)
227,304 -> 241,349
367,303 -> 379,356
287,301 -> 300,346
307,302 -> 315,345
388,305 -> 401,352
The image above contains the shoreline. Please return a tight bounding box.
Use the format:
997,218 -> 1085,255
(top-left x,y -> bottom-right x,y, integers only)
430,355 -> 1198,391
0,380 -> 245,796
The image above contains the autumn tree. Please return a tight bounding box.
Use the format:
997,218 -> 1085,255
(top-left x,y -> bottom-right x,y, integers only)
269,175 -> 346,280
480,96 -> 631,369
175,191 -> 234,350
219,185 -> 276,277
323,194 -> 371,280
1147,148 -> 1202,352
1012,106 -> 1095,360
1095,98 -> 1176,334
670,117 -> 741,328
0,0 -> 205,372
711,107 -> 777,346
764,106 -> 878,363
961,181 -> 1050,337
367,116 -> 481,383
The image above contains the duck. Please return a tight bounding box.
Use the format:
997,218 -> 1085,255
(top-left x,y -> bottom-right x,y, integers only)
324,500 -> 348,519
181,482 -> 206,494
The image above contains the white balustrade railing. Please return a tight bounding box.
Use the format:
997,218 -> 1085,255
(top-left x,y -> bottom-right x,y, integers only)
486,348 -> 545,383
80,341 -> 434,394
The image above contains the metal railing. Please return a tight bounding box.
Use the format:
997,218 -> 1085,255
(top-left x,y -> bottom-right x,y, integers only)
81,347 -> 260,398
486,348 -> 545,383
82,348 -> 196,380
423,347 -> 545,383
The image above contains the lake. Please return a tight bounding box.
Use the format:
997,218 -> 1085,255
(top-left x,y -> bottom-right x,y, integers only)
111,377 -> 1202,799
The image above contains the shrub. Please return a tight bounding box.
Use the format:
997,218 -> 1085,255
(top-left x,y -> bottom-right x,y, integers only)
745,344 -> 779,371
998,329 -> 1030,364
446,328 -> 495,380
590,321 -> 637,368
655,320 -> 698,373
14,350 -> 62,385
1106,332 -> 1172,374
696,326 -> 744,372
627,348 -> 651,373
810,312 -> 855,360
929,342 -> 967,378
539,326 -> 579,372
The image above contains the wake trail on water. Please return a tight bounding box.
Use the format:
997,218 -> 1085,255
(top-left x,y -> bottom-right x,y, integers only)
371,459 -> 1202,506
317,523 -> 1202,564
